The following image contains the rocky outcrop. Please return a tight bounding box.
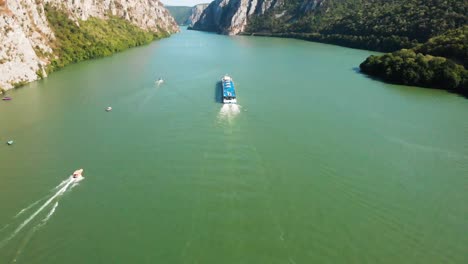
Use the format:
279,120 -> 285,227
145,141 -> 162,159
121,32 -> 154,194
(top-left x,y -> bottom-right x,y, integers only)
0,0 -> 54,90
188,3 -> 209,27
190,0 -> 329,35
0,0 -> 177,91
192,0 -> 282,35
48,0 -> 178,33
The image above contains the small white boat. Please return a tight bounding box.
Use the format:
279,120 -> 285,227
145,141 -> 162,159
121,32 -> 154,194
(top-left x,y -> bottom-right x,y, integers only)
105,107 -> 112,112
71,168 -> 84,182
156,78 -> 164,85
72,168 -> 83,178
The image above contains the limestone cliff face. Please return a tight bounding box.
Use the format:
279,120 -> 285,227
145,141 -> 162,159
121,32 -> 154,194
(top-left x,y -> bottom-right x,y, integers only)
0,0 -> 178,90
192,0 -> 282,35
53,0 -> 178,33
188,3 -> 209,27
191,0 -> 327,35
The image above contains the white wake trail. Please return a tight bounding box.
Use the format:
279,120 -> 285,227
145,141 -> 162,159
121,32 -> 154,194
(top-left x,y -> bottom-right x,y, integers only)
12,178 -> 73,219
10,203 -> 58,264
0,178 -> 75,248
14,200 -> 42,219
41,201 -> 59,225
55,178 -> 71,190
0,224 -> 9,233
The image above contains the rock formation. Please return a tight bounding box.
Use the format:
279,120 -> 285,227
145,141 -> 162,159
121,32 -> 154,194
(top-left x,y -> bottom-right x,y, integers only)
188,3 -> 210,27
0,0 -> 178,90
190,0 -> 329,34
192,0 -> 282,35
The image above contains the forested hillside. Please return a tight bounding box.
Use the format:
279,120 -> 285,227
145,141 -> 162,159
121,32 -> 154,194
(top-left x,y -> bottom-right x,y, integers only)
45,5 -> 168,74
243,0 -> 467,94
360,26 -> 468,95
247,0 -> 467,52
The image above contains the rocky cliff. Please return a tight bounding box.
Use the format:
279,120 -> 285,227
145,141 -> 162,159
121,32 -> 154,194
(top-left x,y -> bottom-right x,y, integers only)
165,4 -> 209,26
188,3 -> 210,27
189,0 -> 325,34
191,0 -> 286,35
0,0 -> 178,91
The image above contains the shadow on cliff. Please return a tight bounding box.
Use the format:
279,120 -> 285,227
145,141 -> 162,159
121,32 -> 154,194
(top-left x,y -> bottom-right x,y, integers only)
214,81 -> 223,103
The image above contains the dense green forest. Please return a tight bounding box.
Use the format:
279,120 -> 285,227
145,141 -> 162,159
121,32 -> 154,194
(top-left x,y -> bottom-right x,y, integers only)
165,6 -> 192,25
414,26 -> 468,67
43,5 -> 168,73
360,26 -> 468,95
246,0 -> 467,52
245,0 -> 467,94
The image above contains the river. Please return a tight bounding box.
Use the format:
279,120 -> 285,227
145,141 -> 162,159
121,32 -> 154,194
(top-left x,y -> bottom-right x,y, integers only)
0,28 -> 467,263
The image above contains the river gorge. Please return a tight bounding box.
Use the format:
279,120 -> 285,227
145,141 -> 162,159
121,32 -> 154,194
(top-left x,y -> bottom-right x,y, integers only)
0,28 -> 467,263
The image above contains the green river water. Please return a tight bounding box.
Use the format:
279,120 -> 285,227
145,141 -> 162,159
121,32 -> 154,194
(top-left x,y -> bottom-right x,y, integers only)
0,29 -> 467,263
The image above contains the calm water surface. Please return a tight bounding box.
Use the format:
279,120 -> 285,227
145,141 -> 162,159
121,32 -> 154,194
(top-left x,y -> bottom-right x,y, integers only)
1,29 -> 467,263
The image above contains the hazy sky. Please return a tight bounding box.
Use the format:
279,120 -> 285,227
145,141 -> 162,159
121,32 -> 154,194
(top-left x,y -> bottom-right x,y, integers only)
161,0 -> 211,6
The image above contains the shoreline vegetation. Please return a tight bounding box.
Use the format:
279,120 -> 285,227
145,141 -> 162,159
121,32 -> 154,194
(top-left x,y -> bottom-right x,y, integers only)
242,29 -> 467,96
21,5 -> 169,83
360,26 -> 468,96
241,0 -> 467,95
240,32 -> 417,53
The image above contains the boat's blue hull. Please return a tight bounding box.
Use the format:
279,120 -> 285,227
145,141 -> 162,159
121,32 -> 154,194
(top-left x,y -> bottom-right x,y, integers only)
221,76 -> 237,104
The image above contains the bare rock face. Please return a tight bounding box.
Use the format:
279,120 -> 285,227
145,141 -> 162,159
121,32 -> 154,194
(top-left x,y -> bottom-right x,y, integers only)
45,0 -> 178,33
0,0 -> 54,90
190,0 -> 328,35
188,3 -> 209,27
0,0 -> 178,90
192,0 -> 281,35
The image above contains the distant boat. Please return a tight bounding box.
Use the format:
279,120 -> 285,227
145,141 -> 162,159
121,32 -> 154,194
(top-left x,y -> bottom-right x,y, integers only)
105,106 -> 112,112
221,75 -> 237,104
72,168 -> 84,179
2,97 -> 12,101
156,78 -> 164,85
7,140 -> 13,145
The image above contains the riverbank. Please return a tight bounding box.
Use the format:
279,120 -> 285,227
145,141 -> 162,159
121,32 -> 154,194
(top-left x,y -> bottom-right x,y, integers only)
359,26 -> 468,96
241,28 -> 468,97
43,5 -> 171,75
0,0 -> 177,91
240,32 -> 417,53
1,28 -> 468,263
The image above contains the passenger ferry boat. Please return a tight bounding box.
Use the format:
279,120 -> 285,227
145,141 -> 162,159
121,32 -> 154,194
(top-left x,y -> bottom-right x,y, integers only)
221,75 -> 237,104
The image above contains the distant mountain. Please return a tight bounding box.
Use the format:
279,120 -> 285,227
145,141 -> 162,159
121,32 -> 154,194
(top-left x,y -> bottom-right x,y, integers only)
166,4 -> 210,26
165,6 -> 192,25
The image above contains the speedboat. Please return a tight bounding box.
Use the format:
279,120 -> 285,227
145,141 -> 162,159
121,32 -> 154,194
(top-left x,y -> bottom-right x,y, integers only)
105,106 -> 112,112
2,97 -> 12,101
72,169 -> 83,178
